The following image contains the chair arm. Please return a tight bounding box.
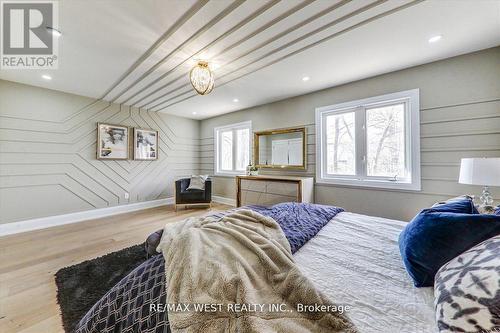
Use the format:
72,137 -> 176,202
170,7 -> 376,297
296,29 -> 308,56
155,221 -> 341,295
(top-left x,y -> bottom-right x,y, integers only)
204,179 -> 212,201
175,178 -> 190,203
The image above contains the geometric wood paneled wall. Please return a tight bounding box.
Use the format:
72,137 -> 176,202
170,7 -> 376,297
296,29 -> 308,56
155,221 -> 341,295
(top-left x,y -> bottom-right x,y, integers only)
0,80 -> 199,224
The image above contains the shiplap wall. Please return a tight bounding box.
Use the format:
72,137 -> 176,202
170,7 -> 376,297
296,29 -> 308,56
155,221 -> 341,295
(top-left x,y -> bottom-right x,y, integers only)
0,80 -> 200,224
200,47 -> 500,221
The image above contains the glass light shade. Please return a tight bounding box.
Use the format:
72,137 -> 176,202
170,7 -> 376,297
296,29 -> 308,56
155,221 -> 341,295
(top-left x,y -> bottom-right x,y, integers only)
189,61 -> 214,95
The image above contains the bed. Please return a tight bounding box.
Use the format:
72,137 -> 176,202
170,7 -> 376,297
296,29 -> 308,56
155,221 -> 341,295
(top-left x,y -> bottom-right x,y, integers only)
74,204 -> 437,333
294,212 -> 435,333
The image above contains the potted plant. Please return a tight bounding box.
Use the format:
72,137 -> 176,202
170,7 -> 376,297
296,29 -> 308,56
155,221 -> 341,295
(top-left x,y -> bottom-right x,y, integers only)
247,164 -> 259,176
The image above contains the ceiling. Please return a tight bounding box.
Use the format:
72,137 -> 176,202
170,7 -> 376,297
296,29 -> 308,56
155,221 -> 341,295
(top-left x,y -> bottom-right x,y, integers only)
1,0 -> 499,120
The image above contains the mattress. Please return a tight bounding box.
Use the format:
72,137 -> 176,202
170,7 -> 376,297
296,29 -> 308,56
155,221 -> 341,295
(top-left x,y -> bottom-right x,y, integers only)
294,212 -> 437,333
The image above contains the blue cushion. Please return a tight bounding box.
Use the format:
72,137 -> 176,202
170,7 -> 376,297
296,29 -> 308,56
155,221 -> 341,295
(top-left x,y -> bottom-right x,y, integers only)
495,206 -> 500,215
431,196 -> 479,214
399,210 -> 500,287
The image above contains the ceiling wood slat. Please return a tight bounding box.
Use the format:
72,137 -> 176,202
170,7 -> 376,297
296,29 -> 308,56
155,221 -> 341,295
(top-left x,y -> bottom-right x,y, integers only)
134,0 -> 317,109
2,0 -> 498,119
99,0 -> 209,101
109,0 -> 247,103
149,0 -> 382,110
154,0 -> 425,112
143,0 -> 355,110
124,0 -> 282,106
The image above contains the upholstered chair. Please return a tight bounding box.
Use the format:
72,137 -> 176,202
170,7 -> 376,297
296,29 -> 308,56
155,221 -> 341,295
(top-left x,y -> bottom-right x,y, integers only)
174,178 -> 212,210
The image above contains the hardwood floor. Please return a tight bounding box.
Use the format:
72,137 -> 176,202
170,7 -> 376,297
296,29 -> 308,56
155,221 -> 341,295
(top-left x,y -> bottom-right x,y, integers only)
0,203 -> 230,333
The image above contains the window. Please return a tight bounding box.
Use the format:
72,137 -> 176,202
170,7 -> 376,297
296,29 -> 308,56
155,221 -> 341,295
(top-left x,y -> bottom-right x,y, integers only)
214,121 -> 251,175
315,89 -> 421,191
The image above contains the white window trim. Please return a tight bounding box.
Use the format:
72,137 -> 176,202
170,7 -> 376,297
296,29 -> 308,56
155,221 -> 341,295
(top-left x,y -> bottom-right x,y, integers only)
214,120 -> 252,177
315,89 -> 421,191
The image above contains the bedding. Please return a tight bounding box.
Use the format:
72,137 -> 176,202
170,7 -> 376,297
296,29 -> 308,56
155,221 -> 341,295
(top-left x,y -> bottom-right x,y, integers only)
248,202 -> 344,253
75,203 -> 342,333
294,212 -> 437,333
146,202 -> 344,256
399,209 -> 500,287
434,235 -> 500,332
74,253 -> 169,333
75,205 -> 437,333
157,209 -> 356,332
431,195 -> 479,214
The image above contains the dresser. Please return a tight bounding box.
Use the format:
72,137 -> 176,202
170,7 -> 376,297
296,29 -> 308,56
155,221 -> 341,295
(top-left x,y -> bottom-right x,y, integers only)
236,175 -> 314,207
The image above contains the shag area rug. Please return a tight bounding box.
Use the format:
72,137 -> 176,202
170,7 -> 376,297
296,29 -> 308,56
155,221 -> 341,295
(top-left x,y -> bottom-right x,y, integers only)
55,244 -> 146,333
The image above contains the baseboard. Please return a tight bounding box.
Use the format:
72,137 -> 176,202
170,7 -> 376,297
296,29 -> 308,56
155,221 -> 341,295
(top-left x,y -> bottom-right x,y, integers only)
212,195 -> 236,207
0,197 -> 174,237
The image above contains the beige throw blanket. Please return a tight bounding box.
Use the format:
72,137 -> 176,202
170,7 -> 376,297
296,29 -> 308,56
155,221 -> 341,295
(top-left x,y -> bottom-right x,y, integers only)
157,209 -> 357,333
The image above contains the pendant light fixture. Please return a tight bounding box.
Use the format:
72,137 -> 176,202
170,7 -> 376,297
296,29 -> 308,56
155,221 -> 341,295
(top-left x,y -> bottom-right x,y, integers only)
189,61 -> 214,95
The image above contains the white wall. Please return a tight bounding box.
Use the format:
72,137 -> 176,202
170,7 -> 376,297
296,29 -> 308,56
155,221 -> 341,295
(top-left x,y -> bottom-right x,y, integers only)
200,47 -> 500,221
0,80 -> 200,224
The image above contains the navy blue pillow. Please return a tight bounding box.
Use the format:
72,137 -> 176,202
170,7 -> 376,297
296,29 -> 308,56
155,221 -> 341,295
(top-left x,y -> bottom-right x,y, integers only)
431,196 -> 479,214
399,210 -> 500,287
495,206 -> 500,216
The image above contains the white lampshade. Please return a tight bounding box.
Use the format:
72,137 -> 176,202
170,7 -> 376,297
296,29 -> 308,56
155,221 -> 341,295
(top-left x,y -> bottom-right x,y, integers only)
459,158 -> 500,186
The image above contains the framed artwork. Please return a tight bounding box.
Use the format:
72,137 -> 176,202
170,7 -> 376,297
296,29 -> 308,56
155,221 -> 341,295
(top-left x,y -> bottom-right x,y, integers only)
134,128 -> 158,160
96,123 -> 129,160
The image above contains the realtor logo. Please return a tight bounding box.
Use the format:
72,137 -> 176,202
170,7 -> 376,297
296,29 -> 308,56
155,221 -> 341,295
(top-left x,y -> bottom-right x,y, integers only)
1,1 -> 58,69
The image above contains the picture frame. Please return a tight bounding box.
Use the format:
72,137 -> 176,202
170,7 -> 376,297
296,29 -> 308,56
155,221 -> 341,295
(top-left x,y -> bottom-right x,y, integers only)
96,123 -> 129,160
133,128 -> 159,160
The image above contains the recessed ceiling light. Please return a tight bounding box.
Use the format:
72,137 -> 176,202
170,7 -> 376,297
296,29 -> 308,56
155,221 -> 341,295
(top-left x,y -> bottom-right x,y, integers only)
233,98 -> 239,103
46,27 -> 62,37
428,35 -> 442,43
192,111 -> 197,115
42,74 -> 52,80
302,76 -> 310,82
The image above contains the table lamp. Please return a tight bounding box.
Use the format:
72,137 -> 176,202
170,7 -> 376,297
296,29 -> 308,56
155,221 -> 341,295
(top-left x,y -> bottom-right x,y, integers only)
459,157 -> 500,209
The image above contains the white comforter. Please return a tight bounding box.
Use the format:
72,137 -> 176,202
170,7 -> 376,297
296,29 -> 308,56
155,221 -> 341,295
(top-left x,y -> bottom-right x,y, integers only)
294,212 -> 437,333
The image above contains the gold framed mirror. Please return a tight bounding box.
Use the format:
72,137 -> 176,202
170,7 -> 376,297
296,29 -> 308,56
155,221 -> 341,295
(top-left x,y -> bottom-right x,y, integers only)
254,126 -> 306,170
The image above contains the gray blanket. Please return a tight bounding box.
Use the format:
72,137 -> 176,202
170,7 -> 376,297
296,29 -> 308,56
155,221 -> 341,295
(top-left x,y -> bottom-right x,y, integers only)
157,209 -> 357,333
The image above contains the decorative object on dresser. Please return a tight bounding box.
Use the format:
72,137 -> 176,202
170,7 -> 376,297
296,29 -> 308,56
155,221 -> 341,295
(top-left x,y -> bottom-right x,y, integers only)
236,175 -> 313,207
246,164 -> 259,176
174,177 -> 212,210
459,157 -> 500,210
254,126 -> 306,170
96,123 -> 129,160
133,128 -> 158,160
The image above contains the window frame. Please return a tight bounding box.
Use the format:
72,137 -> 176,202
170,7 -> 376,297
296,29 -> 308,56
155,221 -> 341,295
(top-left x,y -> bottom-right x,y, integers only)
214,121 -> 252,176
315,89 -> 421,191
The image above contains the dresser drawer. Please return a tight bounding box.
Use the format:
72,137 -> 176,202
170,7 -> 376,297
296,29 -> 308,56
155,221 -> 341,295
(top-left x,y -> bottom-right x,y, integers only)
240,179 -> 267,192
236,176 -> 314,207
240,190 -> 297,206
265,181 -> 297,196
262,193 -> 297,205
240,179 -> 297,196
